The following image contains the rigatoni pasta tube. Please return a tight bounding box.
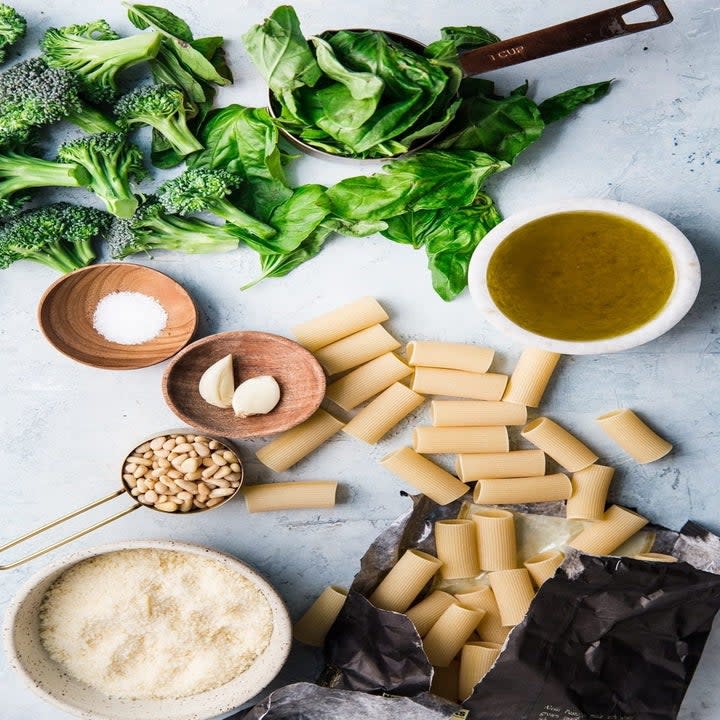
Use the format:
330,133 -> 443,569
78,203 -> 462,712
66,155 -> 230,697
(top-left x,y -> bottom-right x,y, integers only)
634,552 -> 678,563
488,568 -> 536,626
292,296 -> 388,351
369,549 -> 443,612
566,464 -> 615,520
503,348 -> 561,407
413,426 -> 509,455
314,324 -> 400,376
381,447 -> 470,505
523,550 -> 565,587
455,587 -> 508,645
435,520 -> 480,579
432,400 -> 527,428
473,474 -> 571,505
569,505 -> 649,556
422,603 -> 484,667
472,510 -> 517,571
243,481 -> 338,513
343,383 -> 424,444
326,352 -> 412,410
459,642 -> 502,699
412,367 -> 508,400
596,408 -> 673,464
456,449 -> 545,481
430,660 -> 460,703
293,586 -> 347,646
406,590 -> 457,637
406,341 -> 494,373
256,409 -> 344,472
522,417 -> 598,472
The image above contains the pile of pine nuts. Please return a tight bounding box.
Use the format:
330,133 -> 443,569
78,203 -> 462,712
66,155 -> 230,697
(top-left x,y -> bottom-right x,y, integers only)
122,433 -> 242,512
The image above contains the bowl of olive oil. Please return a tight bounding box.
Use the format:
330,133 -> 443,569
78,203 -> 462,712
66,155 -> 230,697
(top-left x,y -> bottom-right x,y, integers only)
468,199 -> 700,354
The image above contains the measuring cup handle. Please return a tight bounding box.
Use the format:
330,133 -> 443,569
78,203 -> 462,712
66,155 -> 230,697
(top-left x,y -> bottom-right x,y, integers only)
0,490 -> 140,570
459,0 -> 673,76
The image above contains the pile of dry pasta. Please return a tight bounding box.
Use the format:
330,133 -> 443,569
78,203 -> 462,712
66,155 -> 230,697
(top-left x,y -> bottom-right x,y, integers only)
244,296 -> 676,702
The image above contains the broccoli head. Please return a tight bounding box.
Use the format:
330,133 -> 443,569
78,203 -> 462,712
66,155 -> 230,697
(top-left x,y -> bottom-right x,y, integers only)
0,4 -> 26,64
115,84 -> 203,158
107,198 -> 241,259
0,143 -> 91,217
156,168 -> 276,240
0,58 -> 118,144
0,202 -> 110,272
57,132 -> 146,219
41,20 -> 161,103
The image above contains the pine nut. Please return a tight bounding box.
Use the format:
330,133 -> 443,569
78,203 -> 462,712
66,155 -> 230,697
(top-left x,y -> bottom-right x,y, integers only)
193,442 -> 211,457
210,487 -> 235,498
226,472 -> 241,482
193,499 -> 207,509
222,450 -> 235,462
142,450 -> 154,459
158,494 -> 168,503
180,457 -> 201,474
168,452 -> 178,461
155,449 -> 170,458
150,436 -> 166,450
176,479 -> 199,494
204,477 -> 230,488
214,465 -> 231,479
126,477 -> 138,488
155,482 -> 171,495
185,470 -> 202,481
176,491 -> 192,501
230,463 -> 241,473
136,479 -> 148,493
127,456 -> 152,467
144,490 -> 158,503
194,436 -> 209,443
163,439 -> 176,451
167,469 -> 182,479
124,463 -> 137,473
211,452 -> 227,466
202,465 -> 219,478
209,440 -> 220,450
201,457 -> 214,467
158,458 -> 171,468
181,499 -> 193,512
174,442 -> 193,453
123,473 -> 134,483
206,497 -> 224,507
130,488 -> 141,497
155,501 -> 177,512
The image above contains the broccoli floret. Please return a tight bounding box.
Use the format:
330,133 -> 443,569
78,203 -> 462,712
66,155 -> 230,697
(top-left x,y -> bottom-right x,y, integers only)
156,168 -> 276,240
41,20 -> 161,103
0,143 -> 91,215
115,84 -> 203,158
0,202 -> 110,272
108,198 -> 241,258
57,132 -> 145,219
0,58 -> 118,144
0,4 -> 26,63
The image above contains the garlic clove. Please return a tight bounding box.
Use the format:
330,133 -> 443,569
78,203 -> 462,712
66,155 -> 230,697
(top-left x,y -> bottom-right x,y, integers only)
198,354 -> 235,408
232,375 -> 281,418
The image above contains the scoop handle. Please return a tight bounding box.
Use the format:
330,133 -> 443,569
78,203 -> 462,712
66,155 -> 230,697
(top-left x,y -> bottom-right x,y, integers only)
459,0 -> 673,76
0,490 -> 140,570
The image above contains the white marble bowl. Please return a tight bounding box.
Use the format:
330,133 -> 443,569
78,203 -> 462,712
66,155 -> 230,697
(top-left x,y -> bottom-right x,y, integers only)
3,540 -> 292,720
468,199 -> 701,355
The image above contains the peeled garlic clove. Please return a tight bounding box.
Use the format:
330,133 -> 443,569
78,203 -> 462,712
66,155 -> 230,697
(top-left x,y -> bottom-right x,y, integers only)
198,354 -> 234,408
232,375 -> 281,418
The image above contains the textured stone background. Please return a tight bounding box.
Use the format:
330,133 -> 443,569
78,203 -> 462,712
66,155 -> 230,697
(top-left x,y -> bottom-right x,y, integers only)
1,0 -> 719,717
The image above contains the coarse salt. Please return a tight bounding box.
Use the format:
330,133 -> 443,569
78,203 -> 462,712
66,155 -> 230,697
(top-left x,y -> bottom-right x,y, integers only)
92,291 -> 168,345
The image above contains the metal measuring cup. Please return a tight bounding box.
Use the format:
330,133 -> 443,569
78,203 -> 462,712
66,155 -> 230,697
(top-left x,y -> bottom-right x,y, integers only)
0,429 -> 243,570
268,0 -> 673,160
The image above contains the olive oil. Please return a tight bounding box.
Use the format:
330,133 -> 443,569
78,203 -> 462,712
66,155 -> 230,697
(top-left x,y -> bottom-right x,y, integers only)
487,211 -> 675,341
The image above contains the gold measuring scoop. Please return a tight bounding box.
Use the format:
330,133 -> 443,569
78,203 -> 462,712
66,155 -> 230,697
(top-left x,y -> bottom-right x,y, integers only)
0,429 -> 243,570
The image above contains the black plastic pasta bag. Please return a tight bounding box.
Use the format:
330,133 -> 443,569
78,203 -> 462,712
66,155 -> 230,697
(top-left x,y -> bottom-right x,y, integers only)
464,554 -> 720,720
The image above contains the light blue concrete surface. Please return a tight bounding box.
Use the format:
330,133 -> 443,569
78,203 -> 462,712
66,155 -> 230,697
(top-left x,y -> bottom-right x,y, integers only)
0,0 -> 719,717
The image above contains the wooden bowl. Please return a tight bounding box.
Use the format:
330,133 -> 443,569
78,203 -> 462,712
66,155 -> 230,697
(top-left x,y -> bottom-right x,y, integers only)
162,331 -> 326,438
38,263 -> 197,370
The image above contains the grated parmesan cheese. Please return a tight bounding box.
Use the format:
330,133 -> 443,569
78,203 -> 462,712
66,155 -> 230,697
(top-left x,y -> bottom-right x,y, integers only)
39,549 -> 274,700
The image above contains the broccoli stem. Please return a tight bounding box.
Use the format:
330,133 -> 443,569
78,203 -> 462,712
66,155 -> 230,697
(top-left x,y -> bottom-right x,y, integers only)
65,103 -> 119,134
26,243 -> 84,273
79,32 -> 162,82
208,198 -> 276,240
154,114 -> 203,157
71,236 -> 96,265
83,169 -> 137,219
0,156 -> 90,198
143,214 -> 240,254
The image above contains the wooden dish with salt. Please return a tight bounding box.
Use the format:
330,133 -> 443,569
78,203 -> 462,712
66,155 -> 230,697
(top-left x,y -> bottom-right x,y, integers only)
162,331 -> 326,438
38,263 -> 197,370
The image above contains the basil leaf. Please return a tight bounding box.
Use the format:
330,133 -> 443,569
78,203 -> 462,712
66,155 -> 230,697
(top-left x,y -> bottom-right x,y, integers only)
326,150 -> 508,221
238,184 -> 329,255
382,192 -> 502,300
324,217 -> 388,237
242,5 -> 322,111
150,45 -> 208,108
165,36 -> 230,86
436,92 -> 545,163
310,36 -> 383,101
190,105 -> 288,185
124,2 -> 194,41
439,25 -> 500,50
241,224 -> 333,290
191,35 -> 224,58
538,80 -> 613,124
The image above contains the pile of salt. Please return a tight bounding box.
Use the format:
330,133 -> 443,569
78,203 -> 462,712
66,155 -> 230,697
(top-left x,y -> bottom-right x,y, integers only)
92,291 -> 168,345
